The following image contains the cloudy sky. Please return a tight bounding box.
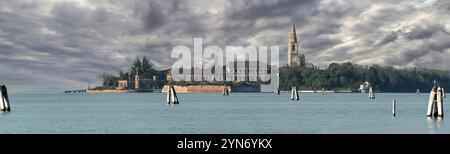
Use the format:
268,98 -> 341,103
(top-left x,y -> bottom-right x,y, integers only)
1,0 -> 450,91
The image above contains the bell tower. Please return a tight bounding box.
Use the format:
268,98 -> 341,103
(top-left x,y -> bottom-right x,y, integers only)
288,23 -> 301,67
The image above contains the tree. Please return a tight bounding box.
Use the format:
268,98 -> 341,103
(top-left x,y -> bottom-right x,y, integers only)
130,57 -> 142,79
94,56 -> 169,90
366,65 -> 378,85
141,56 -> 155,78
118,71 -> 129,80
278,62 -> 450,92
98,72 -> 119,87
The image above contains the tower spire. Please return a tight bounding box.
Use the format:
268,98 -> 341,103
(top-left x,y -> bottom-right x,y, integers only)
292,23 -> 296,33
290,23 -> 297,43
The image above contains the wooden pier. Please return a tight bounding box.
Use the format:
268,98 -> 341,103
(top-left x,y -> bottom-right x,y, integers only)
64,90 -> 87,93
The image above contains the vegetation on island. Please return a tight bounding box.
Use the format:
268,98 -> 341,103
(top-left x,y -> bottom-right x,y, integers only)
279,62 -> 450,92
96,56 -> 450,92
93,56 -> 167,90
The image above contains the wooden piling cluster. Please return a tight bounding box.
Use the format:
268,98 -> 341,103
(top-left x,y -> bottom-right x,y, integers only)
64,90 -> 86,93
223,87 -> 229,96
166,85 -> 179,105
427,86 -> 444,117
0,84 -> 11,112
368,87 -> 375,99
291,86 -> 299,101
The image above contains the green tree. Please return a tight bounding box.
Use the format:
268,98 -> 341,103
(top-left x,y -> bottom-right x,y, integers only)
130,57 -> 142,79
118,71 -> 129,80
141,56 -> 155,78
98,72 -> 119,87
278,62 -> 450,92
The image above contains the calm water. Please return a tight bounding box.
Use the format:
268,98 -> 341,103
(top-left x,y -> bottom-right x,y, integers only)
0,92 -> 448,134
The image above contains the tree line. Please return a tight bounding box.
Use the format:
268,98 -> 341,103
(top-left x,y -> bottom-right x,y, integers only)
279,62 -> 450,92
97,57 -> 450,92
96,56 -> 167,89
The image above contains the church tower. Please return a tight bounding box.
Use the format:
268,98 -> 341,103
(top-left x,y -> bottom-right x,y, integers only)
288,23 -> 302,67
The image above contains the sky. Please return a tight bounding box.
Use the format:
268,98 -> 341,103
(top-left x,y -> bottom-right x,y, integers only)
1,0 -> 450,91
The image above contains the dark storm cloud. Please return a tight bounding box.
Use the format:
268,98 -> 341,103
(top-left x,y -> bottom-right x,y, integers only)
302,34 -> 341,51
141,1 -> 167,31
427,37 -> 450,52
375,31 -> 399,46
384,47 -> 429,66
405,24 -> 445,40
308,22 -> 342,36
1,0 -> 450,91
434,0 -> 450,11
226,0 -> 317,20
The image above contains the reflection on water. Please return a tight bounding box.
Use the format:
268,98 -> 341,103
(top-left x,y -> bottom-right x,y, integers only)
0,112 -> 10,117
427,117 -> 443,133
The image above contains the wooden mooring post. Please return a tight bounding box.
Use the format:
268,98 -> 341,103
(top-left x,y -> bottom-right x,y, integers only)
392,98 -> 396,117
0,84 -> 11,112
291,86 -> 299,101
167,85 -> 179,105
223,87 -> 229,96
426,86 -> 444,117
368,87 -> 375,99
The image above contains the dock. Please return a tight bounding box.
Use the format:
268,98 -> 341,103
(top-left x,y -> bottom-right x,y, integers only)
64,90 -> 87,93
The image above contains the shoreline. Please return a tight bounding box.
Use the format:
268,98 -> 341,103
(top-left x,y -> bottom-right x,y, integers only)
85,89 -> 161,93
81,89 -> 421,94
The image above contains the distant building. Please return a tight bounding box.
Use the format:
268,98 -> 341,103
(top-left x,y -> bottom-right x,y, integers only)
224,61 -> 270,83
288,23 -> 305,67
116,67 -> 163,90
167,61 -> 271,83
117,80 -> 132,90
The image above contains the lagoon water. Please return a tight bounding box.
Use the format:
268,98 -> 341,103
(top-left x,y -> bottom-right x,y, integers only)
0,92 -> 448,134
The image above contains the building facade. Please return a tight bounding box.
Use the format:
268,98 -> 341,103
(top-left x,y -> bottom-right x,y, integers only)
167,61 -> 270,83
116,68 -> 163,90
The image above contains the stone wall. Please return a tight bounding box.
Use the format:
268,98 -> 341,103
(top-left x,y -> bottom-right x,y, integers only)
86,90 -> 136,93
162,85 -> 226,93
230,85 -> 260,92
